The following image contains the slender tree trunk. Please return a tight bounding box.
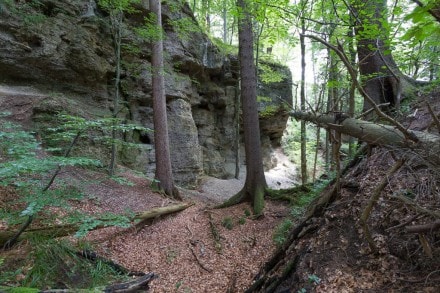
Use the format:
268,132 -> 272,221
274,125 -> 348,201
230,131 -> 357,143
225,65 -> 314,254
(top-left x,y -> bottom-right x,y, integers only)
235,79 -> 240,179
222,2 -> 227,43
109,12 -> 122,176
150,0 -> 181,200
219,0 -> 267,215
347,22 -> 357,157
300,19 -> 308,184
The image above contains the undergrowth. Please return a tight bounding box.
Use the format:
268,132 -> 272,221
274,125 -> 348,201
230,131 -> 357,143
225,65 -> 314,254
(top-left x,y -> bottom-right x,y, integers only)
0,239 -> 128,290
272,178 -> 332,247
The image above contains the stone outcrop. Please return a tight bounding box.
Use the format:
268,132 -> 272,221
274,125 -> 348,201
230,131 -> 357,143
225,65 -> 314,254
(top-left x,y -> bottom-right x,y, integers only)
0,0 -> 292,187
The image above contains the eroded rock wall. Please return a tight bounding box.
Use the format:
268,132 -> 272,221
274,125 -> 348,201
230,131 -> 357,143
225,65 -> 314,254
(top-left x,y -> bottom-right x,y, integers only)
0,0 -> 292,187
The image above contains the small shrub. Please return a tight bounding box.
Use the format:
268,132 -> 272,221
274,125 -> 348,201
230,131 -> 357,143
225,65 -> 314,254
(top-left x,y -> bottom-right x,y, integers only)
238,217 -> 246,225
221,217 -> 234,230
273,219 -> 293,247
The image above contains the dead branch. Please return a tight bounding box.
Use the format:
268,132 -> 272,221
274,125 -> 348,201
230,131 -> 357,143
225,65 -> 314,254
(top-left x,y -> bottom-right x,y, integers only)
406,220 -> 440,233
360,159 -> 404,253
189,243 -> 212,273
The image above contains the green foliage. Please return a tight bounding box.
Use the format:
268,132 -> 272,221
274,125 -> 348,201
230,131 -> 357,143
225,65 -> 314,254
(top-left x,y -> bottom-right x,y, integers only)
259,104 -> 279,118
110,176 -> 135,186
3,288 -> 39,293
308,274 -> 321,285
271,178 -> 331,246
98,0 -> 140,14
238,217 -> 246,225
0,115 -> 140,240
273,219 -> 293,247
47,114 -> 152,151
135,13 -> 162,42
221,216 -> 234,230
70,211 -> 133,238
1,0 -> 47,25
259,63 -> 285,84
21,239 -> 127,288
167,17 -> 201,41
211,37 -> 238,55
282,119 -> 324,179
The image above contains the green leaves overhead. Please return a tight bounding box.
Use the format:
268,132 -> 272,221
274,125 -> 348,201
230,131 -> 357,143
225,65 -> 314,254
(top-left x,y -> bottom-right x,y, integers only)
98,0 -> 140,14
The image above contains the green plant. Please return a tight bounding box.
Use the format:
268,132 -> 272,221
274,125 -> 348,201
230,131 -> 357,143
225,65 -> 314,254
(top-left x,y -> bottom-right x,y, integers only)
308,274 -> 321,285
244,209 -> 251,217
22,239 -> 127,288
0,115 -> 143,247
175,280 -> 183,290
110,176 -> 135,186
71,211 -> 132,238
221,217 -> 234,230
2,0 -> 48,26
238,217 -> 246,225
167,17 -> 201,41
259,63 -> 285,84
5,288 -> 39,293
273,219 -> 293,247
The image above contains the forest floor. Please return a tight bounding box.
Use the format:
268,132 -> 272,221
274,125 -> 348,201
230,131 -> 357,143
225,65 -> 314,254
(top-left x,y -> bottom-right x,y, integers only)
1,85 -> 439,292
0,162 -> 295,292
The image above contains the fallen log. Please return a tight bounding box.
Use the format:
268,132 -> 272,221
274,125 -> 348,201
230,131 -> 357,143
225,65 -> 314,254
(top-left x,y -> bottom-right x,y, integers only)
406,220 -> 440,233
1,202 -> 193,247
290,111 -> 440,165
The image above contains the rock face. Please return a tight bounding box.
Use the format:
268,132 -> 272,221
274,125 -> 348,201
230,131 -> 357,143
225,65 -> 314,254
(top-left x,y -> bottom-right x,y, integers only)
0,0 -> 292,187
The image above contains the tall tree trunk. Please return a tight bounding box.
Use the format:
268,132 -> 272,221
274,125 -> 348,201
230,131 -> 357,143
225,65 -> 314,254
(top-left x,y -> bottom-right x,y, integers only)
222,2 -> 227,43
109,11 -> 123,176
150,0 -> 181,200
352,0 -> 402,113
219,0 -> 267,215
235,79 -> 240,179
300,18 -> 308,184
347,21 -> 357,157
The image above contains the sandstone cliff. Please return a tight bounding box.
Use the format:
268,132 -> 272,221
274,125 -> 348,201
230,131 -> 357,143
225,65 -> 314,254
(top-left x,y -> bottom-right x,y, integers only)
0,0 -> 292,187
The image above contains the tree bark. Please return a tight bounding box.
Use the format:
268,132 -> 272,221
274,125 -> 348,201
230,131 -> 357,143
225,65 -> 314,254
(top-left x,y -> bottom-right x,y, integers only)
290,111 -> 440,165
219,0 -> 267,215
300,18 -> 308,185
352,0 -> 402,113
150,0 -> 181,200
